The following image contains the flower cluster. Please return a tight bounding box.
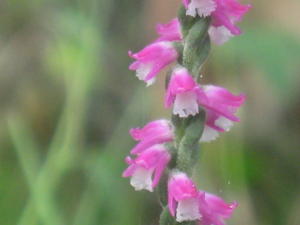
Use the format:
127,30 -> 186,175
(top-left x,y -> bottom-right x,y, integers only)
123,1 -> 250,224
168,172 -> 238,224
123,120 -> 173,192
183,0 -> 251,45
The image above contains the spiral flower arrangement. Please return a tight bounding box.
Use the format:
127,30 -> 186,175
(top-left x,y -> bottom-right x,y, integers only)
123,0 -> 251,224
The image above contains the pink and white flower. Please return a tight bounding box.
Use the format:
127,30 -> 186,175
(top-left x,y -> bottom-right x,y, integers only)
182,0 -> 251,44
155,18 -> 183,42
211,0 -> 251,36
165,67 -> 208,118
198,192 -> 238,225
168,172 -> 202,222
129,42 -> 178,86
130,119 -> 173,154
123,145 -> 171,192
199,85 -> 245,142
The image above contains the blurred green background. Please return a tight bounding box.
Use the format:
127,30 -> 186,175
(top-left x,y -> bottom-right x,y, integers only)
0,0 -> 299,225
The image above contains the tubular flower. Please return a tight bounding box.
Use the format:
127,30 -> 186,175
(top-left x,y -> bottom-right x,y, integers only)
129,42 -> 178,86
155,18 -> 183,42
165,67 -> 208,118
199,85 -> 245,142
123,145 -> 171,192
168,172 -> 202,222
211,0 -> 251,36
198,192 -> 238,225
130,119 -> 173,155
182,0 -> 251,44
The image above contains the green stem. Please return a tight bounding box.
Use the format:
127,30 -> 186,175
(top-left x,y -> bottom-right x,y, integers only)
176,110 -> 206,176
159,8 -> 211,225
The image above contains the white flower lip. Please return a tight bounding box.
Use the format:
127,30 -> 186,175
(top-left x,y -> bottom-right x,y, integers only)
136,63 -> 155,86
176,198 -> 201,222
215,116 -> 234,131
186,0 -> 217,17
130,168 -> 154,192
173,92 -> 199,118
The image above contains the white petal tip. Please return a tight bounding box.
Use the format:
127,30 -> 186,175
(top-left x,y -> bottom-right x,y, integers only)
215,116 -> 234,131
130,168 -> 153,192
200,126 -> 220,143
209,26 -> 233,45
145,78 -> 156,86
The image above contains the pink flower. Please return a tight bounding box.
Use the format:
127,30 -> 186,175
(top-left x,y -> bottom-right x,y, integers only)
182,0 -> 251,44
168,172 -> 202,222
165,67 -> 208,118
129,42 -> 178,86
155,18 -> 183,42
182,0 -> 190,8
211,0 -> 251,36
130,119 -> 173,154
198,192 -> 238,225
199,85 -> 245,142
123,145 -> 171,192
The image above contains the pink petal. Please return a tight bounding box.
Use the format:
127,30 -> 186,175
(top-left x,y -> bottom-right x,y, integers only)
155,18 -> 182,42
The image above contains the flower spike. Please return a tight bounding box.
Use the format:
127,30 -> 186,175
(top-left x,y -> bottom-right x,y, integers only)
124,1 -> 250,224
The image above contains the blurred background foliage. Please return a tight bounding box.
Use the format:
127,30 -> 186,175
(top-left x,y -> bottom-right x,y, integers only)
0,0 -> 299,225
